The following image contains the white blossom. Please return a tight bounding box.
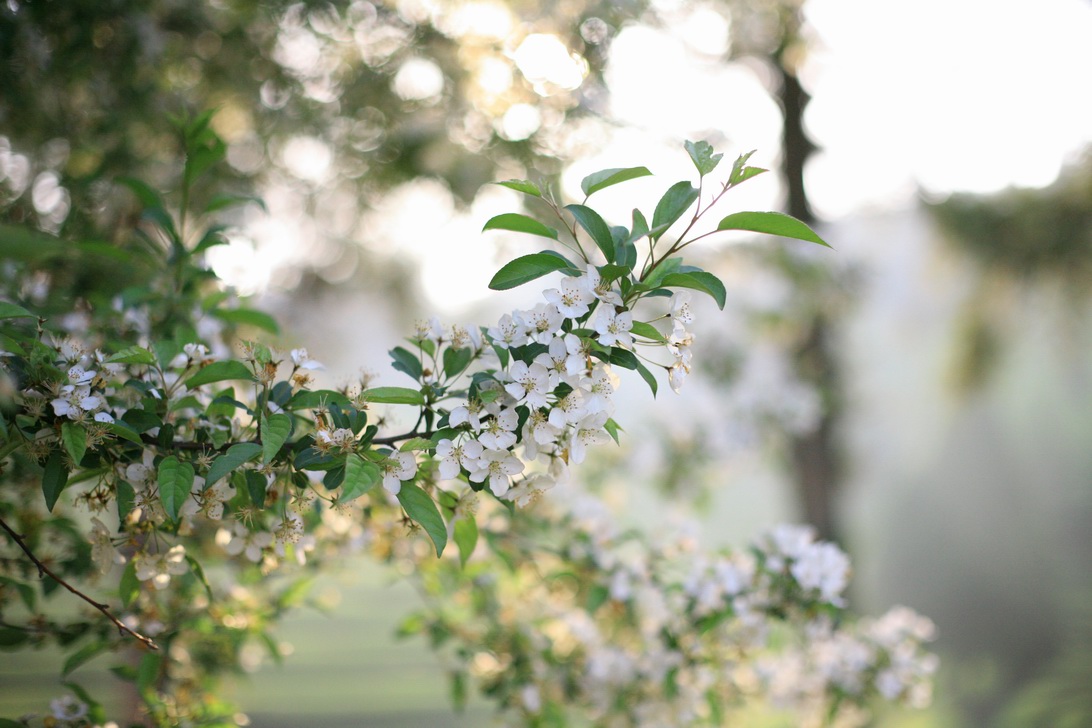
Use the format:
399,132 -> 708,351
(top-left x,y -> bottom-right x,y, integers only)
382,451 -> 418,495
543,274 -> 594,319
134,544 -> 188,589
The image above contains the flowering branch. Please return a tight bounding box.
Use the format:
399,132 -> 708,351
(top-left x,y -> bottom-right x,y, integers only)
0,515 -> 159,651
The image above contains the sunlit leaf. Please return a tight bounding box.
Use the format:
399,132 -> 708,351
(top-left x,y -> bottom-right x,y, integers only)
651,182 -> 699,239
482,213 -> 558,240
341,454 -> 381,501
580,166 -> 652,197
684,140 -> 723,177
205,443 -> 261,486
493,179 -> 542,197
716,211 -> 829,247
660,270 -> 727,309
364,387 -> 425,406
261,413 -> 292,464
183,360 -> 256,388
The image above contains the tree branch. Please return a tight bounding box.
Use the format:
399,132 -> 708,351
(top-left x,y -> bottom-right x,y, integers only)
0,515 -> 159,650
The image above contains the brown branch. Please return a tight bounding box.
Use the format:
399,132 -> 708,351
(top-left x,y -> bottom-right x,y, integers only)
0,515 -> 159,650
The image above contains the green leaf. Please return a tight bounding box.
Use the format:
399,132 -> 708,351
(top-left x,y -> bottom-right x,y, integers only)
565,204 -> 615,262
399,437 -> 434,452
493,179 -> 542,197
684,140 -> 724,177
186,555 -> 214,602
206,443 -> 261,486
628,209 -> 650,243
63,639 -> 109,677
390,346 -> 423,380
157,456 -> 194,523
489,253 -> 574,291
183,360 -> 256,389
137,651 -> 163,696
117,176 -> 167,211
630,320 -> 666,342
453,517 -> 477,566
0,576 -> 36,611
660,270 -> 727,310
603,417 -> 624,443
42,449 -> 69,512
119,560 -> 140,608
482,213 -> 559,240
364,387 -> 425,406
212,307 -> 280,334
285,389 -> 353,410
204,193 -> 267,215
61,422 -> 88,465
341,454 -> 381,501
261,413 -> 292,464
0,302 -> 35,320
651,182 -> 699,239
442,346 -> 473,379
116,479 -> 136,522
244,470 -> 267,508
634,359 -> 658,396
580,166 -> 653,197
716,211 -> 830,247
106,345 -> 157,365
728,150 -> 767,186
397,483 -> 447,557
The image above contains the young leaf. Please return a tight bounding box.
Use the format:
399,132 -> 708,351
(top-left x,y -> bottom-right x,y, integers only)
660,270 -> 727,309
42,449 -> 69,512
261,413 -> 292,464
482,213 -> 559,240
728,150 -> 767,186
651,182 -> 699,239
397,483 -> 447,557
580,166 -> 653,197
684,140 -> 723,177
158,456 -> 195,523
565,204 -> 615,262
341,454 -> 381,501
183,360 -> 256,389
489,253 -> 574,291
493,179 -> 542,197
364,387 -> 426,406
206,442 -> 262,485
61,422 -> 88,465
453,517 -> 478,566
716,211 -> 830,247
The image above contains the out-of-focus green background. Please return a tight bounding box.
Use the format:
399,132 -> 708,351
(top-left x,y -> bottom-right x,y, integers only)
2,0 -> 1091,725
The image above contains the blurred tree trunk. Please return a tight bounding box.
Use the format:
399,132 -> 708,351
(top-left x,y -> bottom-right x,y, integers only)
776,54 -> 843,544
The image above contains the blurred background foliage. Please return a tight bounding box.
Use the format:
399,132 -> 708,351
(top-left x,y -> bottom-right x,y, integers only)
2,0 -> 1092,726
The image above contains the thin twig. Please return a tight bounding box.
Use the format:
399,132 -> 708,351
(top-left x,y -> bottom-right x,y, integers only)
0,515 -> 159,650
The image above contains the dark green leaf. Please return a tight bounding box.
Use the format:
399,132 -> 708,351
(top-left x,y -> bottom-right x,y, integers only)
453,516 -> 478,566
493,179 -> 542,197
0,302 -> 35,320
565,204 -> 615,262
364,387 -> 425,406
157,456 -> 194,522
42,449 -> 69,512
482,213 -> 558,240
716,211 -> 830,247
137,651 -> 163,695
244,470 -> 267,508
489,253 -> 574,291
634,359 -> 658,396
120,409 -> 161,434
580,166 -> 653,197
285,389 -> 353,410
261,413 -> 292,464
390,346 -> 423,380
684,140 -> 723,177
106,346 -> 156,365
397,483 -> 447,557
117,176 -> 166,211
206,443 -> 261,486
183,360 -> 256,389
0,576 -> 36,611
61,422 -> 87,465
341,454 -> 381,501
651,182 -> 699,239
660,270 -> 727,309
116,479 -> 136,523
